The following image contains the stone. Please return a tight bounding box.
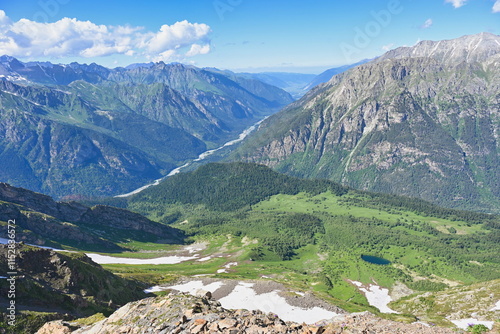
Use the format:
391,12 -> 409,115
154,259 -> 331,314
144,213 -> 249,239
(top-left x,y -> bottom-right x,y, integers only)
219,318 -> 238,329
35,321 -> 72,334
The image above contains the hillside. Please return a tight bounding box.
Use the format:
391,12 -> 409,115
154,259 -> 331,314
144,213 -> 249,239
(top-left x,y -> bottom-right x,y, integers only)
232,33 -> 500,213
0,182 -> 184,251
0,244 -> 147,333
97,162 -> 500,329
4,163 -> 497,332
0,57 -> 293,198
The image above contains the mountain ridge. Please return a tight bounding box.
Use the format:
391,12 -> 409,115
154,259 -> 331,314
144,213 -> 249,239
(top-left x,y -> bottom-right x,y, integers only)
232,32 -> 500,213
0,56 -> 293,198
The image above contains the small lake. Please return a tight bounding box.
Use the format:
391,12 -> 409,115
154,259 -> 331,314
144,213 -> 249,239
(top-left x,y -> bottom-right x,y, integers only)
361,255 -> 391,265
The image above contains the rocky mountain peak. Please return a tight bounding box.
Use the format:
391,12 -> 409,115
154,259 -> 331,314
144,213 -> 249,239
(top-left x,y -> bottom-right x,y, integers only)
377,32 -> 500,65
235,33 -> 500,212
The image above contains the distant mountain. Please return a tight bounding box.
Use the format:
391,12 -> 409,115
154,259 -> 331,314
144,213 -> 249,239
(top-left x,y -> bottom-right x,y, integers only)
235,72 -> 316,99
235,64 -> 373,100
233,33 -> 500,213
377,32 -> 499,64
0,56 -> 293,198
303,59 -> 372,91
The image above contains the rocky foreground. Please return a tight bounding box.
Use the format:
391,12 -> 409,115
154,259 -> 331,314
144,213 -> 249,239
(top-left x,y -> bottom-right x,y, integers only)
37,291 -> 463,334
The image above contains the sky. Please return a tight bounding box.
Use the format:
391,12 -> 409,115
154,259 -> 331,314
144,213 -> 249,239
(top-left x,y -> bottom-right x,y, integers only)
0,0 -> 499,74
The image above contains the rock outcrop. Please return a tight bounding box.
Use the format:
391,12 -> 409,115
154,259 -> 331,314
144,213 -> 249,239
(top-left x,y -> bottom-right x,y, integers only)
36,292 -> 462,334
0,244 -> 146,316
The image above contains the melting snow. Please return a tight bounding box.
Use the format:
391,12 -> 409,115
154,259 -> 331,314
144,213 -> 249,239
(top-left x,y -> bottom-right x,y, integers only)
85,253 -> 198,265
218,282 -> 339,323
450,318 -> 494,330
351,281 -> 398,314
162,280 -> 339,324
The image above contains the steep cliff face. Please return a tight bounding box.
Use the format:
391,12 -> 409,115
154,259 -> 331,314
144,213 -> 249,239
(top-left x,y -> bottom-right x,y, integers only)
235,33 -> 500,212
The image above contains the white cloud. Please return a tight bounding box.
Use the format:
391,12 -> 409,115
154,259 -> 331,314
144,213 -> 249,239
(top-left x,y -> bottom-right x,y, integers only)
152,49 -> 178,62
382,43 -> 395,51
444,0 -> 467,8
420,18 -> 433,29
145,20 -> 210,53
0,10 -> 211,61
493,0 -> 500,13
186,44 -> 211,57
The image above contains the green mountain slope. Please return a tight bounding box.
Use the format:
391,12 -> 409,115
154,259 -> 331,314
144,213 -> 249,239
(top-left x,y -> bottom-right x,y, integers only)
76,162 -> 500,330
110,163 -> 499,286
233,33 -> 500,213
0,182 -> 184,251
0,58 -> 293,198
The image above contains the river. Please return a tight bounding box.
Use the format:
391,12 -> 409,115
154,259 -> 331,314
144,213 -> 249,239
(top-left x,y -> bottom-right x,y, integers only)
115,117 -> 267,198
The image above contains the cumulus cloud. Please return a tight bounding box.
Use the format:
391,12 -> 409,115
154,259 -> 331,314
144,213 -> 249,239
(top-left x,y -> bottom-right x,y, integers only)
145,20 -> 210,53
420,18 -> 433,29
0,10 -> 211,61
186,44 -> 211,57
382,43 -> 395,51
444,0 -> 467,8
493,0 -> 500,13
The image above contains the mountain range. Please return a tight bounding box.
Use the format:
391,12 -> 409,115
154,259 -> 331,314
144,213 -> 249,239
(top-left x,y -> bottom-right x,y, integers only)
236,60 -> 371,99
0,57 -> 293,198
233,32 -> 500,213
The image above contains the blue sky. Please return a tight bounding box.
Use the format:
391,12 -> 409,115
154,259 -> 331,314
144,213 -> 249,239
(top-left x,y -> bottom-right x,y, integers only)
0,0 -> 499,73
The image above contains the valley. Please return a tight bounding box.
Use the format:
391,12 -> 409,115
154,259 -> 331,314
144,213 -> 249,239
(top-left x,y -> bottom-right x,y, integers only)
0,22 -> 498,333
0,162 -> 499,332
45,162 -> 497,331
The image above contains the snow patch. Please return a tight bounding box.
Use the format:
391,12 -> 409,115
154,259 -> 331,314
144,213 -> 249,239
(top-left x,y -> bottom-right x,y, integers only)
86,253 -> 198,265
168,280 -> 224,295
217,262 -> 238,273
490,300 -> 500,311
218,282 -> 340,323
450,318 -> 494,330
351,281 -> 398,314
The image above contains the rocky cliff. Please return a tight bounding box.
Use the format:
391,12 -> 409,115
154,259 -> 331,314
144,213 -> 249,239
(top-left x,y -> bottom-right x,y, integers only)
0,244 -> 146,311
234,33 -> 500,213
36,291 -> 460,334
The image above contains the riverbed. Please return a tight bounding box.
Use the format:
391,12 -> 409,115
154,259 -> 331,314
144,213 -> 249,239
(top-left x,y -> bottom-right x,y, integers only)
115,117 -> 267,198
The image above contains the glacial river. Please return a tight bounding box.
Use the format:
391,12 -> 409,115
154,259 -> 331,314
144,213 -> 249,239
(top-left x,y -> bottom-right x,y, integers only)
115,117 -> 267,198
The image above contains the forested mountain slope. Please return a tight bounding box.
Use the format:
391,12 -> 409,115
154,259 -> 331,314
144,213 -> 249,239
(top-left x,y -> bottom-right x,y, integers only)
0,57 -> 293,198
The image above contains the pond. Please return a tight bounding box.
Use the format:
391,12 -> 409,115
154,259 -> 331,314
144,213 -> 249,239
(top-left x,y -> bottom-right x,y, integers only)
361,255 -> 391,265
